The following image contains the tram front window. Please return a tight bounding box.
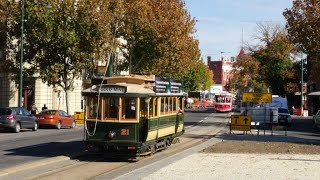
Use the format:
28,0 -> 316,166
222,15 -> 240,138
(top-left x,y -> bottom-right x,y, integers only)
87,97 -> 101,119
104,97 -> 119,119
122,98 -> 136,119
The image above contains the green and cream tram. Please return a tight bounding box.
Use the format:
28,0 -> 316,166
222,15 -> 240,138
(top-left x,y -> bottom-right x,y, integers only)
82,75 -> 186,156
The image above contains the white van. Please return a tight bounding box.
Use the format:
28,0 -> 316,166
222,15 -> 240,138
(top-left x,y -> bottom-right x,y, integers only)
265,97 -> 292,126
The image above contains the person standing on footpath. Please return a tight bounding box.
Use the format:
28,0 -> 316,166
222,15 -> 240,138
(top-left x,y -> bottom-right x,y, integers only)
42,104 -> 48,111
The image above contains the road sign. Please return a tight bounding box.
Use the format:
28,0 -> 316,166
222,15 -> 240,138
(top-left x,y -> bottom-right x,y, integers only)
230,115 -> 252,131
242,92 -> 272,103
74,112 -> 84,124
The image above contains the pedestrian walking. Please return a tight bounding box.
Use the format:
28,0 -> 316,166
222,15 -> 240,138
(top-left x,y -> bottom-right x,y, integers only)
31,103 -> 38,115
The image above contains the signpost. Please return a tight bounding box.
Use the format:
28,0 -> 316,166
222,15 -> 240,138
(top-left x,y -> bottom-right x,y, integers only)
242,92 -> 272,136
230,115 -> 252,132
242,92 -> 272,103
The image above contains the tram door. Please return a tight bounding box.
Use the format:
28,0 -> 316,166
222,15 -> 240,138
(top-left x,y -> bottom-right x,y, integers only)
176,97 -> 184,133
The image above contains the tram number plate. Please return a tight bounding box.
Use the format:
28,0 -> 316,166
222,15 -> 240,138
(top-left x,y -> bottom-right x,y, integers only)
120,129 -> 129,136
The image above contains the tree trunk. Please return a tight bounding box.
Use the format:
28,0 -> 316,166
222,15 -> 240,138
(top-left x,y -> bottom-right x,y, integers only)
65,89 -> 69,114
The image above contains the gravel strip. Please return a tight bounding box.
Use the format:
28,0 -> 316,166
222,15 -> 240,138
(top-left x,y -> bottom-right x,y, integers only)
144,153 -> 320,180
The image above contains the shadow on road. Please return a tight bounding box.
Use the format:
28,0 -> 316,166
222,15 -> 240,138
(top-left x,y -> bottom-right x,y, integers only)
3,141 -> 84,158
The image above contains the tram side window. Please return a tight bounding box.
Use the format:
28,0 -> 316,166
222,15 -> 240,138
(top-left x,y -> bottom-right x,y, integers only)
140,98 -> 147,117
87,97 -> 101,119
173,97 -> 177,111
161,98 -> 165,115
168,97 -> 172,114
149,98 -> 154,117
165,97 -> 169,114
104,97 -> 119,119
154,98 -> 158,117
122,97 -> 136,119
149,97 -> 157,117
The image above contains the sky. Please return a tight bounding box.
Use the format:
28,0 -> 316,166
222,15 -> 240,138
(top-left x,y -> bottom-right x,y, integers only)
184,0 -> 294,63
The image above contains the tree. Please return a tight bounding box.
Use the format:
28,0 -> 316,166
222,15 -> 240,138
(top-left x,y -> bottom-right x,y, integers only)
181,58 -> 214,92
1,0 -> 114,113
1,0 -> 204,110
283,0 -> 320,87
232,23 -> 298,95
248,22 -> 297,95
119,0 -> 200,80
232,53 -> 263,92
0,1 -> 21,79
283,0 -> 320,56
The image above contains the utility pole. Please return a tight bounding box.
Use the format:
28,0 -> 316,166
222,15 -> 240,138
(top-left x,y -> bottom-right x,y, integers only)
220,51 -> 230,61
19,0 -> 25,107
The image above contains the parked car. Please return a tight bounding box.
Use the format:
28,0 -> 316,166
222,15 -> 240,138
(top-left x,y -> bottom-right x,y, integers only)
0,107 -> 38,133
313,110 -> 320,130
36,110 -> 76,129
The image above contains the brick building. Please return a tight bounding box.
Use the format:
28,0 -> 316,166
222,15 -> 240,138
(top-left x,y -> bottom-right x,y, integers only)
207,55 -> 236,91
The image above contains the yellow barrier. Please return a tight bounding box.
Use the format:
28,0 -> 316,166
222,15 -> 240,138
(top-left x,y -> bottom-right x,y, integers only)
74,112 -> 84,124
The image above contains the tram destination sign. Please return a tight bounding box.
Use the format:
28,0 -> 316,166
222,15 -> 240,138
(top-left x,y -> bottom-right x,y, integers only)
242,92 -> 272,103
97,85 -> 126,93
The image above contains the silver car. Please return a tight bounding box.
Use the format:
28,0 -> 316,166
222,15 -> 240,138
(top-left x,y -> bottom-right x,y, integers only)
313,110 -> 320,130
0,107 -> 38,133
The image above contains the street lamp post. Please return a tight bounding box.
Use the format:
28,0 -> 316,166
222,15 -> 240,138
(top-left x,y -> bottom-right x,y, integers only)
220,51 -> 231,61
19,0 -> 25,107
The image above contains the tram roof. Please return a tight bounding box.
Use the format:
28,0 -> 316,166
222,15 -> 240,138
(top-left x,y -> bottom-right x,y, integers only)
82,83 -> 187,97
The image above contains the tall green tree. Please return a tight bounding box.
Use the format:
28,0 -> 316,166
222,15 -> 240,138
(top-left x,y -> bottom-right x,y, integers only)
251,23 -> 296,95
181,58 -> 213,92
0,1 -> 20,78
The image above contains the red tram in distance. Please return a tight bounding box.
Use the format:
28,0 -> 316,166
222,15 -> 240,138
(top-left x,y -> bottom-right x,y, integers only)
214,91 -> 233,112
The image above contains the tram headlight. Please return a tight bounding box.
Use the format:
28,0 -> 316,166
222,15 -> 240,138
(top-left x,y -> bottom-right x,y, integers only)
108,131 -> 116,139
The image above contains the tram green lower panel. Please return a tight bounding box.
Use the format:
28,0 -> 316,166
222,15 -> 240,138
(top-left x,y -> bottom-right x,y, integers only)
85,121 -> 138,143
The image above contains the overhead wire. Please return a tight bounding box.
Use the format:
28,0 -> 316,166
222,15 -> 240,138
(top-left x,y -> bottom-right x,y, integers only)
85,3 -> 120,137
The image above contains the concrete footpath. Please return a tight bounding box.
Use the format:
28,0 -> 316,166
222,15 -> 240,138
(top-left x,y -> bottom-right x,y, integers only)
111,136 -> 320,180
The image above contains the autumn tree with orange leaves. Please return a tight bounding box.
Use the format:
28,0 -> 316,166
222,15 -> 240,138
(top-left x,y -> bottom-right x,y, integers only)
119,0 -> 202,80
232,22 -> 297,95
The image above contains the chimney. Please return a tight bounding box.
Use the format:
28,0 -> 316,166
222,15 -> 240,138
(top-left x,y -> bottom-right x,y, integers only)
207,56 -> 211,65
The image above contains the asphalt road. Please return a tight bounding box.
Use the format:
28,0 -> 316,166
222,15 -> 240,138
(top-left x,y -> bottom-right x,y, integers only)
0,126 -> 84,169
